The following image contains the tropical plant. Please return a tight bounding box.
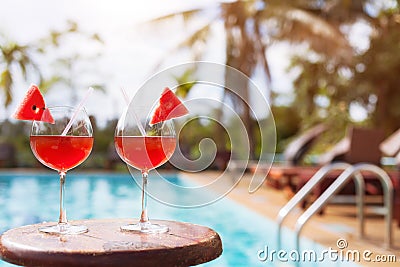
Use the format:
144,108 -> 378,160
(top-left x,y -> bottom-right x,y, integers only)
291,1 -> 400,137
0,20 -> 104,110
0,36 -> 40,108
351,10 -> 400,134
147,0 -> 355,158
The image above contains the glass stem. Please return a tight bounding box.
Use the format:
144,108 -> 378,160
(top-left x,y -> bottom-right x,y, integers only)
139,170 -> 149,223
58,171 -> 68,224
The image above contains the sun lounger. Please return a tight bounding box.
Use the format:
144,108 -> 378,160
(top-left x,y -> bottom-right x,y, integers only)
258,126 -> 400,226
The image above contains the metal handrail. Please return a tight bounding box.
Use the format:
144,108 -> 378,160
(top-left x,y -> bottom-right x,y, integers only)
276,162 -> 365,249
295,163 -> 393,250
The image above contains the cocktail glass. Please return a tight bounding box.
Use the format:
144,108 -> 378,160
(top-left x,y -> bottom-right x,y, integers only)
30,106 -> 94,234
114,107 -> 176,233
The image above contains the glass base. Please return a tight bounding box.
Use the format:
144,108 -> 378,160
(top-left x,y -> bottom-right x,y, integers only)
120,221 -> 169,234
39,223 -> 88,235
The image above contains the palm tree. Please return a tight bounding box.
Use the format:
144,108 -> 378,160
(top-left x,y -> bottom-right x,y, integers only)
147,0 -> 354,159
0,38 -> 41,108
0,21 -> 103,111
351,10 -> 400,134
291,1 -> 400,137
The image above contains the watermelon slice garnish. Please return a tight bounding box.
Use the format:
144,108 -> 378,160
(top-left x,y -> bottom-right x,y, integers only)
150,87 -> 189,125
12,84 -> 55,124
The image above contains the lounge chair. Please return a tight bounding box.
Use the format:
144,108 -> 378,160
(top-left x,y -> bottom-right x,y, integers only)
296,126 -> 385,204
265,123 -> 326,192
317,126 -> 383,166
380,128 -> 400,227
292,127 -> 400,226
265,126 -> 400,224
380,127 -> 400,164
283,123 -> 327,166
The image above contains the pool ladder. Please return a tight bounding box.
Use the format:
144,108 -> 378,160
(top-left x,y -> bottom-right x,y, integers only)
277,162 -> 394,251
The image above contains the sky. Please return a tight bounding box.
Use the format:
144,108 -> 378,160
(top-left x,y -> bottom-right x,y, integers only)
0,0 -> 294,126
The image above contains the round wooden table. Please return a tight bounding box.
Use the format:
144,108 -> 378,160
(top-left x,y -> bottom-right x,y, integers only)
0,219 -> 222,267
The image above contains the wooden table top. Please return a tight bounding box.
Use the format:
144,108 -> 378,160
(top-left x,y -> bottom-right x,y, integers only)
0,219 -> 222,267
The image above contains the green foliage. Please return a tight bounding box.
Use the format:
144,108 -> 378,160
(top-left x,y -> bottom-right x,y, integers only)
350,13 -> 400,133
174,68 -> 196,98
0,41 -> 38,107
177,116 -> 229,160
2,1 -> 400,169
146,0 -> 361,159
0,20 -> 103,108
289,6 -> 400,142
0,120 -> 36,167
0,118 -> 120,169
0,70 -> 12,106
271,105 -> 301,153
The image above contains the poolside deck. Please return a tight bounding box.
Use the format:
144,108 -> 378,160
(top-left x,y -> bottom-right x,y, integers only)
184,171 -> 400,267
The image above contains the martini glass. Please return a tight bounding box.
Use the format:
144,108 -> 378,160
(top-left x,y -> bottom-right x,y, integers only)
114,107 -> 176,233
30,106 -> 93,234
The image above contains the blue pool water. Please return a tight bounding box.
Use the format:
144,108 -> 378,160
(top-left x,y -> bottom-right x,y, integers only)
0,172 -> 360,267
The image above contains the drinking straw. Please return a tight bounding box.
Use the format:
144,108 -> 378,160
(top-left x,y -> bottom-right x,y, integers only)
120,87 -> 146,136
61,87 -> 94,136
120,86 -> 130,105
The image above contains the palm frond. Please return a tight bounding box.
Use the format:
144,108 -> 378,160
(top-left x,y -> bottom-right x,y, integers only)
147,8 -> 204,24
16,46 -> 32,80
148,20 -> 215,73
91,33 -> 104,43
174,68 -> 197,98
254,20 -> 272,84
18,58 -> 27,79
0,70 -> 13,107
177,23 -> 212,48
38,76 -> 64,93
67,20 -> 78,32
89,84 -> 106,93
258,5 -> 353,62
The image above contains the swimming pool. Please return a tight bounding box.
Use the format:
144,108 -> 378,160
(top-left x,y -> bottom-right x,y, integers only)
0,172 -> 360,267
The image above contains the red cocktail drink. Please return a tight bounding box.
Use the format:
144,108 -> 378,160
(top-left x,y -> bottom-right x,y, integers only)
114,136 -> 176,171
30,135 -> 93,172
